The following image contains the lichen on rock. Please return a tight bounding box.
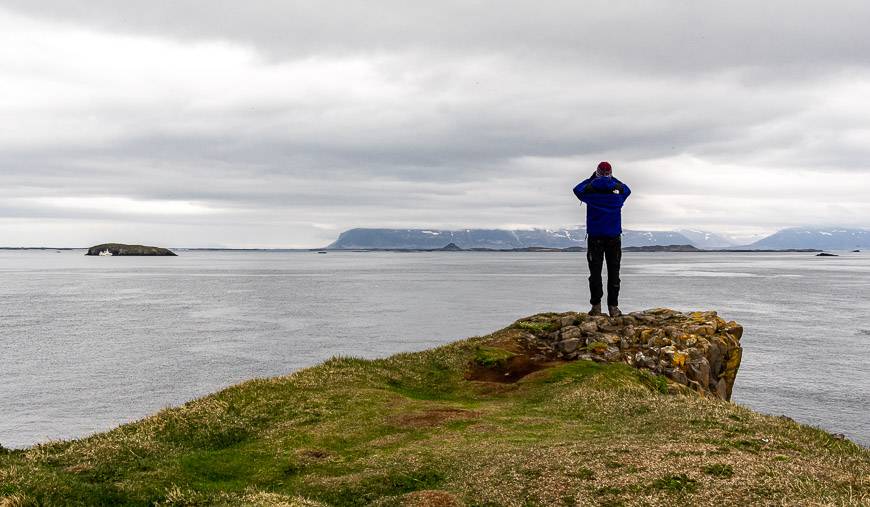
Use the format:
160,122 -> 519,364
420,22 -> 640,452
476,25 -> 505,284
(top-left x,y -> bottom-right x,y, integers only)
511,308 -> 743,400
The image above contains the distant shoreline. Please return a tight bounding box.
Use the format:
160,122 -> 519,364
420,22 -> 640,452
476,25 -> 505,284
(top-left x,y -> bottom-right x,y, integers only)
317,246 -> 824,253
0,246 -> 828,253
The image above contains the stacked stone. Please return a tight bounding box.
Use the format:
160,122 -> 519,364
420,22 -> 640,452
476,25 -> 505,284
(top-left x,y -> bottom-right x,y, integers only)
515,309 -> 743,400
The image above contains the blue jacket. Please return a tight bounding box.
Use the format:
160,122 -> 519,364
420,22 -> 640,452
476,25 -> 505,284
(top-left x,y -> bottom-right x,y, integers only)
573,175 -> 631,237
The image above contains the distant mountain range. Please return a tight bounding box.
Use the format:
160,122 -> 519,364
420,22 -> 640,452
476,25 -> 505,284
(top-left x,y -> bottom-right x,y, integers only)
327,227 -> 870,250
745,227 -> 870,250
328,228 -> 694,249
676,229 -> 739,248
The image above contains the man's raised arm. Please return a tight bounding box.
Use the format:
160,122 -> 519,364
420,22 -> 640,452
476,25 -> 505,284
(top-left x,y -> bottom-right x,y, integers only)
573,173 -> 597,202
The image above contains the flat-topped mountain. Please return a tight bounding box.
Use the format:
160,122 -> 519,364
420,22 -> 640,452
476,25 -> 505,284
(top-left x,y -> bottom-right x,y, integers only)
1,309 -> 866,505
327,226 -> 870,250
85,243 -> 177,256
328,228 -> 696,250
746,227 -> 870,250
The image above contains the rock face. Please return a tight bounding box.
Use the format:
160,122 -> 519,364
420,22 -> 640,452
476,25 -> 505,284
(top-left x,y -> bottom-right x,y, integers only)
85,243 -> 177,256
514,308 -> 743,400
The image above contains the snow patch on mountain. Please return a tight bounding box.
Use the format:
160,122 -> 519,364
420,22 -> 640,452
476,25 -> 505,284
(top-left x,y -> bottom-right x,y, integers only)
327,226 -> 870,250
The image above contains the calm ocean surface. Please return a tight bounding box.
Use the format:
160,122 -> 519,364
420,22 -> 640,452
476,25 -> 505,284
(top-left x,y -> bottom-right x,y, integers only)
1,250 -> 867,448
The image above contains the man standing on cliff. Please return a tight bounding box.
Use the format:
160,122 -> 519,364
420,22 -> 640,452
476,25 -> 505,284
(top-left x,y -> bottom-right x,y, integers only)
573,161 -> 631,317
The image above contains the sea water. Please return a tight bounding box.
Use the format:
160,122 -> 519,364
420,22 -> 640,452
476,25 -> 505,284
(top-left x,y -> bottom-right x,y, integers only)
0,250 -> 867,448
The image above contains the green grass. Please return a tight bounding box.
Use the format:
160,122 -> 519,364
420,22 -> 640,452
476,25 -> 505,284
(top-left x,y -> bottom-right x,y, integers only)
636,369 -> 670,394
1,314 -> 868,506
533,358 -> 610,383
651,474 -> 698,493
515,320 -> 558,333
702,463 -> 734,478
473,346 -> 517,368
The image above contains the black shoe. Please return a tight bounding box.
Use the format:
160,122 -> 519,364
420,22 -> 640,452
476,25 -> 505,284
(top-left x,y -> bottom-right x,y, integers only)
589,304 -> 602,316
608,306 -> 622,318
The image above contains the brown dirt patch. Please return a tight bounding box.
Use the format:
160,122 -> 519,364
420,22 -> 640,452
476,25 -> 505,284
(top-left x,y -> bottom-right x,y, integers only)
400,489 -> 464,507
389,408 -> 480,428
465,353 -> 557,384
297,448 -> 330,460
464,331 -> 562,384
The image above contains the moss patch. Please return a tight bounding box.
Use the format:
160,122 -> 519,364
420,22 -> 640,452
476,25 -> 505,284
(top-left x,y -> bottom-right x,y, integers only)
473,346 -> 517,368
651,473 -> 699,493
702,463 -> 734,478
515,320 -> 558,333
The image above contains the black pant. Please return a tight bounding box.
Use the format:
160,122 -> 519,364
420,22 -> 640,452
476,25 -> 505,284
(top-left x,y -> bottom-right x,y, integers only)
587,235 -> 621,306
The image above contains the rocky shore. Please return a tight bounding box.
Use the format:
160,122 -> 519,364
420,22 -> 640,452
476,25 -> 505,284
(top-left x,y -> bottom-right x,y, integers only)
507,309 -> 742,400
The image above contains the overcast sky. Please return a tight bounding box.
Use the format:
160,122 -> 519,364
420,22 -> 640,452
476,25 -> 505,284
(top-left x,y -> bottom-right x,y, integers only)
1,1 -> 869,247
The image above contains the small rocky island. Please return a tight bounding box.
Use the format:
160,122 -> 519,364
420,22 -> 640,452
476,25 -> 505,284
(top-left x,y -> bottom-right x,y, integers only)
85,243 -> 177,256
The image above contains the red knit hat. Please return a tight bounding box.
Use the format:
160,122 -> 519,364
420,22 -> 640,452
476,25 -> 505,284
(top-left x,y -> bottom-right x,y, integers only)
596,161 -> 612,177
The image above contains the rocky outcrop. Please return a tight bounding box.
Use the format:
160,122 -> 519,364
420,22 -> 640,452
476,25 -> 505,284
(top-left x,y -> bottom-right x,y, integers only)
512,308 -> 743,400
438,242 -> 463,251
85,243 -> 177,256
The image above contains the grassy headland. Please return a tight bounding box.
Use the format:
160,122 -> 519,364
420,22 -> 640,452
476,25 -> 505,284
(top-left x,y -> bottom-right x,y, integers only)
0,312 -> 867,506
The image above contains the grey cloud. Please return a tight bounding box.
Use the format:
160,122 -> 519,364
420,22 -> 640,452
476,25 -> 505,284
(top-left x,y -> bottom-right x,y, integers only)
0,2 -> 868,246
4,1 -> 870,73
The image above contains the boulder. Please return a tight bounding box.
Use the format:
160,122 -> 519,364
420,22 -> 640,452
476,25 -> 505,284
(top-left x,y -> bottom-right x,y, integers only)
603,334 -> 621,345
561,326 -> 583,340
556,338 -> 581,354
579,321 -> 599,334
687,357 -> 711,390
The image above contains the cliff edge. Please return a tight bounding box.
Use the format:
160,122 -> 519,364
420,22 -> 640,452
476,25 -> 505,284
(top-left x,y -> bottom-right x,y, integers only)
1,310 -> 866,506
490,309 -> 743,400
